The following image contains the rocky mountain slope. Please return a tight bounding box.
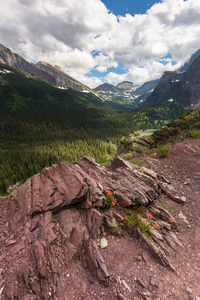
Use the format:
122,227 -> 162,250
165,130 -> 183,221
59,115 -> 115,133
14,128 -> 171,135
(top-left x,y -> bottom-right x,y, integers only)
36,61 -> 91,92
0,44 -> 92,92
144,52 -> 200,109
0,44 -> 56,86
0,155 -> 188,299
181,48 -> 200,72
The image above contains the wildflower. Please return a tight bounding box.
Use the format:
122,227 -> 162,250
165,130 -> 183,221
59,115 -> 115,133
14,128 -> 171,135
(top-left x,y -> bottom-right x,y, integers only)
107,190 -> 112,196
153,224 -> 159,229
169,217 -> 174,223
111,201 -> 116,206
125,216 -> 128,220
141,205 -> 146,211
120,216 -> 124,221
147,213 -> 153,219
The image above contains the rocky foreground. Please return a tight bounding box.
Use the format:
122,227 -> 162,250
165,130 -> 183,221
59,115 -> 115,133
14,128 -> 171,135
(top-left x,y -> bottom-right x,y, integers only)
0,154 -> 189,300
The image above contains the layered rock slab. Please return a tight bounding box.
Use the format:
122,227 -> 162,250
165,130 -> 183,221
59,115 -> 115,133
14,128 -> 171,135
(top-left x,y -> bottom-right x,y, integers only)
0,156 -> 183,299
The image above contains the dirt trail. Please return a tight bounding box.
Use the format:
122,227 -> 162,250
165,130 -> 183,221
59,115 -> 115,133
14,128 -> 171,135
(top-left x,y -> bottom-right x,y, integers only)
142,139 -> 200,299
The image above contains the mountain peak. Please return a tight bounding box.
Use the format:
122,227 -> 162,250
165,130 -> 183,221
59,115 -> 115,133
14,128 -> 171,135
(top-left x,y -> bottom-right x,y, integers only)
0,44 -> 91,92
116,81 -> 139,91
94,82 -> 118,93
36,60 -> 90,91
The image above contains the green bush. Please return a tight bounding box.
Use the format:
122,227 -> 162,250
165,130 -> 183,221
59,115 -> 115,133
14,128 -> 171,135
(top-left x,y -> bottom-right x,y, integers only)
122,206 -> 152,235
156,144 -> 170,158
105,192 -> 115,208
191,129 -> 200,139
131,157 -> 145,167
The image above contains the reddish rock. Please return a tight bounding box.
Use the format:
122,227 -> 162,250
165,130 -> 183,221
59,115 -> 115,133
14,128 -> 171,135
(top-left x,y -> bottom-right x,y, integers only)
0,156 -> 184,299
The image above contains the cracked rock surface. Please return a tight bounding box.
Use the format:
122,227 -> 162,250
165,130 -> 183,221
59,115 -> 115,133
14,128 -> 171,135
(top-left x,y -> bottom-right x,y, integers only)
0,154 -> 194,300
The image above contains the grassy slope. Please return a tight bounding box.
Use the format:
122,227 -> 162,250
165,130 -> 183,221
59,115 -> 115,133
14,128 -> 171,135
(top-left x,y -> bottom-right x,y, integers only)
151,108 -> 200,146
0,63 -> 185,193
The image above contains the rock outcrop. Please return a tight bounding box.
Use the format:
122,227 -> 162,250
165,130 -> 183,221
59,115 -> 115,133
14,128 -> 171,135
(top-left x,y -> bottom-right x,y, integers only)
0,156 -> 184,299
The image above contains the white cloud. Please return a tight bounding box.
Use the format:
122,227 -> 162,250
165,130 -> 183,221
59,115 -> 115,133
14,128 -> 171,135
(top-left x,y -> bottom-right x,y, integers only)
0,0 -> 200,87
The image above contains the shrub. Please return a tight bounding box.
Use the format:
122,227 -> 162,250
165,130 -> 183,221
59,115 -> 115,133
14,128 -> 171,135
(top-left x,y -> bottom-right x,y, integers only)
122,206 -> 152,235
111,217 -> 118,228
191,129 -> 200,139
105,190 -> 116,208
131,157 -> 145,167
156,144 -> 170,158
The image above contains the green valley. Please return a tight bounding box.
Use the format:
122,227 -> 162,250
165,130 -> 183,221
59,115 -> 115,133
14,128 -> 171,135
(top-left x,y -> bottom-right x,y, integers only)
0,63 -> 185,194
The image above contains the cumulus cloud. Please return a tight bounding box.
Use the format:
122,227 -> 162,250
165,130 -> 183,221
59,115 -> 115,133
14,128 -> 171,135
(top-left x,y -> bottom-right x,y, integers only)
0,0 -> 200,87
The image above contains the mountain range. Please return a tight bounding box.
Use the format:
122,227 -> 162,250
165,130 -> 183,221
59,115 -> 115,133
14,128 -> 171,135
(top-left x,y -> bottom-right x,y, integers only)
1,43 -> 200,109
94,79 -> 159,105
95,49 -> 200,109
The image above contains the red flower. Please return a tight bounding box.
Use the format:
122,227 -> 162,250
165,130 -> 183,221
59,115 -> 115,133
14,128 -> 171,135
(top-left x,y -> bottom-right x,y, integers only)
125,216 -> 128,220
120,216 -> 124,221
169,217 -> 174,223
107,190 -> 112,196
111,201 -> 116,206
153,224 -> 159,229
141,206 -> 146,211
147,213 -> 153,219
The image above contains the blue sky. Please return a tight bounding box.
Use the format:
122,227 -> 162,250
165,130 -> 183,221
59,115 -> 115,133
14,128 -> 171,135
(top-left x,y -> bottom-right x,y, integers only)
101,0 -> 162,16
1,0 -> 200,88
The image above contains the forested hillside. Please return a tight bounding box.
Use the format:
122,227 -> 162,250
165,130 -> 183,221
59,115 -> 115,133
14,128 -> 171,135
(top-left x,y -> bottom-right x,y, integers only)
0,63 -> 185,193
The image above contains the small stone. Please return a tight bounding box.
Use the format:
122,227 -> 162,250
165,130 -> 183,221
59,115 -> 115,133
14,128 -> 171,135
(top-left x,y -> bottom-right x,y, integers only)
100,237 -> 108,249
150,277 -> 158,288
136,256 -> 143,262
122,280 -> 131,292
189,296 -> 200,300
186,287 -> 192,294
138,290 -> 151,300
117,292 -> 127,300
180,196 -> 187,203
178,212 -> 189,224
136,278 -> 146,288
0,287 -> 4,297
116,276 -> 121,284
7,240 -> 17,246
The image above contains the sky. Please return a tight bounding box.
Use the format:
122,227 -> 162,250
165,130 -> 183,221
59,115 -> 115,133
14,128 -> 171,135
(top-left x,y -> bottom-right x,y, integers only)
101,0 -> 162,16
0,0 -> 200,88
